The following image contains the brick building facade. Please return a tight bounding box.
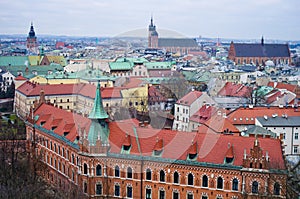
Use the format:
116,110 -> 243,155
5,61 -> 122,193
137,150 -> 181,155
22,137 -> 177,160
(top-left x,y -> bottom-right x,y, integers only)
228,38 -> 291,66
26,83 -> 287,199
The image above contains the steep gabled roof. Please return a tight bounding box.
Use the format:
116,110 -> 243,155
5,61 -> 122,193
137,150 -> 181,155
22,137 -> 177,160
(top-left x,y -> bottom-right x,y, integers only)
190,105 -> 217,123
34,103 -> 91,143
218,82 -> 252,98
204,114 -> 240,134
268,82 -> 297,93
176,90 -> 203,105
233,43 -> 290,57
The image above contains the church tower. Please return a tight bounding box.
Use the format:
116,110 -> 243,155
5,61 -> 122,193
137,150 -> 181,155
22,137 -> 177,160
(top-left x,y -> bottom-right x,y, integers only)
148,16 -> 158,48
26,22 -> 37,54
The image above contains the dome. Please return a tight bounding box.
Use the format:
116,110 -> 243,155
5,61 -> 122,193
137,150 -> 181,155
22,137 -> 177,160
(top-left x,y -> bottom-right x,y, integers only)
265,60 -> 274,67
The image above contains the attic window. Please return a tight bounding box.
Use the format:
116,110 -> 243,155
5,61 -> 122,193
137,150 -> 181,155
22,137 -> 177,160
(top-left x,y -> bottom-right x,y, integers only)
52,126 -> 57,131
188,153 -> 197,160
225,157 -> 234,164
64,132 -> 69,136
153,138 -> 163,156
40,121 -> 46,126
224,145 -> 234,164
187,142 -> 197,160
122,134 -> 131,153
123,145 -> 131,151
153,149 -> 163,156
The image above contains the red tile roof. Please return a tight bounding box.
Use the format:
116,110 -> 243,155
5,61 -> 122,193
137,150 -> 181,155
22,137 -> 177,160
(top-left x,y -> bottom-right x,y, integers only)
218,82 -> 252,98
268,82 -> 297,93
228,106 -> 300,125
15,75 -> 27,81
123,134 -> 131,147
188,142 -> 198,155
190,105 -> 217,123
33,104 -> 285,169
16,82 -> 122,99
108,120 -> 285,169
203,114 -> 240,133
34,103 -> 91,142
176,91 -> 203,105
153,138 -> 164,151
148,86 -> 167,102
123,78 -> 144,88
265,90 -> 283,104
225,145 -> 234,158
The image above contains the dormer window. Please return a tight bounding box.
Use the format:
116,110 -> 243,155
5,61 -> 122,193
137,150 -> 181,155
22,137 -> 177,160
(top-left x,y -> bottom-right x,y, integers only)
52,126 -> 57,131
64,132 -> 69,136
187,142 -> 197,160
224,145 -> 234,164
153,138 -> 163,157
40,121 -> 46,126
122,134 -> 131,154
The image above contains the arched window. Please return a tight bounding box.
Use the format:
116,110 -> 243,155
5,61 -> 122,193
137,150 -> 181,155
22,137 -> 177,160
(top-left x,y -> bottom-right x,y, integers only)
96,164 -> 102,176
188,173 -> 194,185
217,177 -> 223,189
115,165 -> 120,177
127,167 -> 132,179
274,182 -> 280,195
252,181 -> 258,194
83,163 -> 88,175
146,168 -> 151,180
173,171 -> 179,184
232,178 -> 238,191
202,175 -> 208,187
159,170 -> 165,182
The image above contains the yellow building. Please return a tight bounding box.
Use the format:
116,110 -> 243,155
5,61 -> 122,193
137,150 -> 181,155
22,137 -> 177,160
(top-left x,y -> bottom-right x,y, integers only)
121,85 -> 148,113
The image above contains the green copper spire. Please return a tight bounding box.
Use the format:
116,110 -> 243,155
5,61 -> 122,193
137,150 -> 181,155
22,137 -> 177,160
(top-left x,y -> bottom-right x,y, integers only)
88,82 -> 108,120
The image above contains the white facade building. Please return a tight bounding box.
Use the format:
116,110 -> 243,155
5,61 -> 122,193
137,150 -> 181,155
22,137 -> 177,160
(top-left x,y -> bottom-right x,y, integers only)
256,116 -> 300,155
172,91 -> 215,131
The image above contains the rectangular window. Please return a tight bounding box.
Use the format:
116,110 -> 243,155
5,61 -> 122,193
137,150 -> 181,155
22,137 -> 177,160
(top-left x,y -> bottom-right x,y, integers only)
294,146 -> 298,154
96,184 -> 102,195
187,193 -> 193,199
114,185 -> 120,196
146,188 -> 151,199
159,190 -> 165,199
295,133 -> 299,140
173,192 -> 179,199
127,186 -> 132,198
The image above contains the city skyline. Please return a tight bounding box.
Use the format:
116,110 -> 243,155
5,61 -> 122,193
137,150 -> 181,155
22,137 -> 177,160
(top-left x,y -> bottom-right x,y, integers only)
0,0 -> 299,40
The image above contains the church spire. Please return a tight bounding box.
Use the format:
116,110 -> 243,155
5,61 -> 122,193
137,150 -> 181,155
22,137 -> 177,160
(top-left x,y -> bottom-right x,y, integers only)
28,22 -> 36,38
88,81 -> 108,120
150,15 -> 153,26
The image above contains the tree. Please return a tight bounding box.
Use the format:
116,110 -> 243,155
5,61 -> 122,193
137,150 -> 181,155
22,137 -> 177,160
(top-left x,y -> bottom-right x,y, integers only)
5,81 -> 15,99
159,72 -> 190,100
0,116 -> 81,199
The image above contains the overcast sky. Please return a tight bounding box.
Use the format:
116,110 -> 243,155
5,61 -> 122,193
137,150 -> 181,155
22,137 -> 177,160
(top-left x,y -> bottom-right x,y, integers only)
0,0 -> 299,40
